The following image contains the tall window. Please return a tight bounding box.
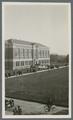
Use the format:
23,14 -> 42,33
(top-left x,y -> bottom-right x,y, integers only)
15,48 -> 20,58
48,50 -> 49,57
27,49 -> 29,59
45,50 -> 47,58
29,61 -> 32,65
16,61 -> 20,66
15,48 -> 18,57
28,49 -> 32,58
24,49 -> 27,59
23,49 -> 25,58
25,61 -> 28,65
42,50 -> 44,58
21,61 -> 24,66
21,48 -> 23,58
40,50 -> 42,58
18,48 -> 20,58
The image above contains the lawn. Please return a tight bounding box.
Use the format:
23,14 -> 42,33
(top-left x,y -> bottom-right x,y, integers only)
5,67 -> 69,107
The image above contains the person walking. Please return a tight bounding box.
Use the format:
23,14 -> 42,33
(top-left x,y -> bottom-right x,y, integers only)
13,107 -> 18,115
17,106 -> 22,115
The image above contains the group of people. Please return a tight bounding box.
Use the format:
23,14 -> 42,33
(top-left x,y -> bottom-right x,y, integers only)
5,99 -> 14,110
6,97 -> 54,115
13,106 -> 22,115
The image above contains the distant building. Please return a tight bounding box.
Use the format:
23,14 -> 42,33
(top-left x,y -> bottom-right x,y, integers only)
5,39 -> 50,71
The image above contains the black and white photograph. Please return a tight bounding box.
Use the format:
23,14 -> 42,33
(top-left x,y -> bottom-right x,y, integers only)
2,2 -> 71,118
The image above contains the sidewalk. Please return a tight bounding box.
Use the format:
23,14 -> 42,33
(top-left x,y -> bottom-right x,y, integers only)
5,98 -> 68,115
5,66 -> 67,79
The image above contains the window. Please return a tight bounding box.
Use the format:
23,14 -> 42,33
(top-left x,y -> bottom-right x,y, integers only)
16,61 -> 20,66
25,61 -> 28,65
43,50 -> 44,58
45,50 -> 47,58
29,61 -> 32,65
21,61 -> 24,66
15,48 -> 20,58
20,48 -> 24,58
41,50 -> 43,58
39,60 -> 42,65
25,49 -> 28,59
40,50 -> 42,58
23,49 -> 25,58
27,49 -> 29,58
48,50 -> 49,57
29,49 -> 32,58
18,48 -> 20,57
15,48 -> 18,57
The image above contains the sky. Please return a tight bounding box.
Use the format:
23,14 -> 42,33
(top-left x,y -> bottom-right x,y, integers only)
3,3 -> 70,55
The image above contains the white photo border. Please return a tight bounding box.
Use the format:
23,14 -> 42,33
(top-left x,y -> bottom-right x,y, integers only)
2,2 -> 71,118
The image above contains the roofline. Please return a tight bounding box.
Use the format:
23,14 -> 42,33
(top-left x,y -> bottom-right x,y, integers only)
5,39 -> 49,49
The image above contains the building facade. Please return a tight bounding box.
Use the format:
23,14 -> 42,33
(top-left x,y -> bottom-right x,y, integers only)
5,39 -> 50,71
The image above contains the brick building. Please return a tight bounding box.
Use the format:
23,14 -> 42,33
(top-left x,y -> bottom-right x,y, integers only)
5,39 -> 50,72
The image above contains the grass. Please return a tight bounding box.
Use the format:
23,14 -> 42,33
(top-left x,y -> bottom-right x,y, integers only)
5,67 -> 69,107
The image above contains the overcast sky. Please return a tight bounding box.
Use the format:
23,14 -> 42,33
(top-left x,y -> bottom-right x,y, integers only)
3,3 -> 70,55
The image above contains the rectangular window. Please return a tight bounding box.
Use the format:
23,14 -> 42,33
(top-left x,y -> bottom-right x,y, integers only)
23,49 -> 25,58
43,50 -> 44,58
29,49 -> 32,58
15,48 -> 20,58
15,48 -> 18,57
40,50 -> 42,58
25,49 -> 28,59
29,61 -> 32,65
39,60 -> 42,65
45,50 -> 47,58
41,50 -> 43,58
16,61 -> 20,66
27,49 -> 29,59
21,48 -> 23,58
48,50 -> 49,57
21,61 -> 24,66
25,61 -> 28,65
18,48 -> 20,57
46,51 -> 48,58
